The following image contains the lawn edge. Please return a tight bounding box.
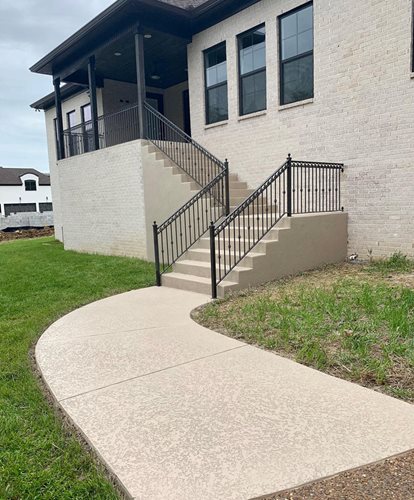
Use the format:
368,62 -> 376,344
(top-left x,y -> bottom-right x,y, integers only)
29,322 -> 132,499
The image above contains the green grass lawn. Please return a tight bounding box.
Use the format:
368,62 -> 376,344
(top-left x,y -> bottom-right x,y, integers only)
195,254 -> 414,403
0,237 -> 155,499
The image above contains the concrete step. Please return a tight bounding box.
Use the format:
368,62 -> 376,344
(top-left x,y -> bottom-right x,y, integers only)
228,181 -> 248,190
162,272 -> 213,295
185,247 -> 266,263
197,235 -> 279,251
173,259 -> 252,279
162,271 -> 239,297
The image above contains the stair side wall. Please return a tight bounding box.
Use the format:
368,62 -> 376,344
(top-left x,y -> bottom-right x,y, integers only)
142,145 -> 200,261
220,213 -> 348,295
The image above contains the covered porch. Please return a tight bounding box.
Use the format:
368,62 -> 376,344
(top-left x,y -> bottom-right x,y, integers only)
31,2 -> 194,160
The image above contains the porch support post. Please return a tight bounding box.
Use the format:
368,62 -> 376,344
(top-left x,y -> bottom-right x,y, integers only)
53,77 -> 65,160
88,55 -> 100,151
134,26 -> 146,138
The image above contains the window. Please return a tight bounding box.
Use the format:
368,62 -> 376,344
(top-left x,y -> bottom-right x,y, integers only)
80,104 -> 93,153
25,180 -> 37,191
67,110 -> 76,129
5,203 -> 36,216
81,104 -> 91,124
279,3 -> 314,105
204,43 -> 228,124
238,25 -> 266,115
39,202 -> 53,213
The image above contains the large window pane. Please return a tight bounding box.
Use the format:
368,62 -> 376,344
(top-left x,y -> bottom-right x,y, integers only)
238,25 -> 266,115
204,43 -> 228,124
207,84 -> 228,123
280,3 -> 314,105
242,71 -> 266,115
282,54 -> 313,105
240,26 -> 266,76
281,3 -> 313,60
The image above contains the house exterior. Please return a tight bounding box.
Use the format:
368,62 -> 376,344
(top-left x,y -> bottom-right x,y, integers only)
0,167 -> 52,216
30,0 -> 414,296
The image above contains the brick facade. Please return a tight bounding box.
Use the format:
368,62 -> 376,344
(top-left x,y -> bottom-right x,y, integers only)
188,0 -> 414,258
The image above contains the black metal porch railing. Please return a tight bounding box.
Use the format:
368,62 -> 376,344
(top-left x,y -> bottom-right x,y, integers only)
210,155 -> 344,298
145,102 -> 230,285
63,104 -> 140,158
144,102 -> 225,188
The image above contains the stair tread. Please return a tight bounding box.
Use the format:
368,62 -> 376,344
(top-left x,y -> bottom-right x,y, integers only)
189,248 -> 266,258
176,260 -> 252,271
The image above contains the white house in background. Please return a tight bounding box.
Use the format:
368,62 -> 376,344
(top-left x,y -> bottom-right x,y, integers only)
0,167 -> 52,216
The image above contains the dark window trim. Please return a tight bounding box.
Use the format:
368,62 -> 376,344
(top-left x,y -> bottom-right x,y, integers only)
278,1 -> 314,106
24,179 -> 37,192
66,109 -> 76,129
203,41 -> 228,125
411,0 -> 414,72
237,23 -> 267,116
81,103 -> 91,124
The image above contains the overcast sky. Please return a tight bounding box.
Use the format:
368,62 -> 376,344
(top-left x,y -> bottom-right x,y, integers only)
0,0 -> 114,172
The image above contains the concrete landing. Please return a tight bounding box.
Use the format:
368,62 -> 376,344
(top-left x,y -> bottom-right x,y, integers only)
36,287 -> 414,500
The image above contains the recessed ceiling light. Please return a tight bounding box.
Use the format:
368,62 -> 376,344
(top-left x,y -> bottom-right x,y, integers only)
114,52 -> 122,57
144,34 -> 152,39
151,74 -> 161,80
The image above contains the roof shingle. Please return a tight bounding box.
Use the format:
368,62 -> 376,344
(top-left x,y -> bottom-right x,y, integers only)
0,167 -> 50,186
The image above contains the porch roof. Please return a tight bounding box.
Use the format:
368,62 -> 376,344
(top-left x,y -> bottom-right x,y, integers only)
30,0 -> 260,78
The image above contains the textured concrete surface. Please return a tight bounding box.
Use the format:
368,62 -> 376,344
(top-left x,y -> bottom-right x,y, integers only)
36,287 -> 414,500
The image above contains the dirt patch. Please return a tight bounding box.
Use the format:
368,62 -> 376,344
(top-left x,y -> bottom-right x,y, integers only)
0,227 -> 54,242
259,450 -> 414,500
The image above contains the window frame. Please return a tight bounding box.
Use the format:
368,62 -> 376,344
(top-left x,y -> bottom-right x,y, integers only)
237,23 -> 267,116
411,0 -> 414,73
66,109 -> 76,130
203,42 -> 229,125
81,104 -> 92,125
278,1 -> 314,106
24,179 -> 37,192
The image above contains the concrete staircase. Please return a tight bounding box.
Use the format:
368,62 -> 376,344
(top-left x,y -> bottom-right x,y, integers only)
146,144 -> 347,299
162,209 -> 290,297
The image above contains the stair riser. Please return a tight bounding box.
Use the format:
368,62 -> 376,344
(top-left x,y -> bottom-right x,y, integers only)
173,262 -> 212,279
197,237 -> 275,252
162,275 -> 211,295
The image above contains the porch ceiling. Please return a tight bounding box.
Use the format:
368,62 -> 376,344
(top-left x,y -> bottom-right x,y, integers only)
30,0 -> 261,80
97,29 -> 188,89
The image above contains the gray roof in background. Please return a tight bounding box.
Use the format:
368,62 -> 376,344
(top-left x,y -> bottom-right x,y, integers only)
0,167 -> 50,186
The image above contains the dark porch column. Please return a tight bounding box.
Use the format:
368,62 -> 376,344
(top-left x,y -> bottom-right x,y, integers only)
88,55 -> 100,151
53,77 -> 65,160
134,26 -> 146,138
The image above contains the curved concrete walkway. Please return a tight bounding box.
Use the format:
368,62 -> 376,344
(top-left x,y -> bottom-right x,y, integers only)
36,287 -> 414,500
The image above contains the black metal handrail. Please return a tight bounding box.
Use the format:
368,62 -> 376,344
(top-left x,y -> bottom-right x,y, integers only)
153,169 -> 229,285
147,101 -> 231,285
63,104 -> 140,158
144,102 -> 226,188
210,155 -> 344,298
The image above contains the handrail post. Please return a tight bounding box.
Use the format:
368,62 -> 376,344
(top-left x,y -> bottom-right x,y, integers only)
224,159 -> 230,216
210,222 -> 217,299
153,222 -> 161,287
287,153 -> 292,217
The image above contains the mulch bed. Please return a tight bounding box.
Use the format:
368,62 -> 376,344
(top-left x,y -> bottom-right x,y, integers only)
259,450 -> 414,500
0,227 -> 54,242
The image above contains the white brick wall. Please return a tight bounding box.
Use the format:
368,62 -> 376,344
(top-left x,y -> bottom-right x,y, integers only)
188,0 -> 414,258
56,140 -> 147,258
